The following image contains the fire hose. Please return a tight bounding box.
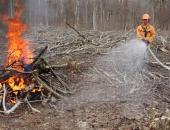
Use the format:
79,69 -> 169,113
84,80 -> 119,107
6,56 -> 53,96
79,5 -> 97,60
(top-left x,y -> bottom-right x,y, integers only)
147,45 -> 170,70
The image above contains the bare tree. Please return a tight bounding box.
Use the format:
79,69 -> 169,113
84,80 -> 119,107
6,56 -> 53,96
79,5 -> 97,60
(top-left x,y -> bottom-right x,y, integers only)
1,0 -> 170,31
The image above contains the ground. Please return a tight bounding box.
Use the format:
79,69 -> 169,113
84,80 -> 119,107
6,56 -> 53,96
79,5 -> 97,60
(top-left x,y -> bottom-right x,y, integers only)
0,28 -> 169,130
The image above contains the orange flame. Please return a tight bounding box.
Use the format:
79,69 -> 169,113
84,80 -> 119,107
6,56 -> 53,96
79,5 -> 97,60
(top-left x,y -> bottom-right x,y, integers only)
8,76 -> 25,91
3,0 -> 34,92
5,0 -> 34,68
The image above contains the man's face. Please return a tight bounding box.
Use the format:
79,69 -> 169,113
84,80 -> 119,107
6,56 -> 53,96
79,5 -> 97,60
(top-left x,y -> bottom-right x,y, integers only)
143,19 -> 149,25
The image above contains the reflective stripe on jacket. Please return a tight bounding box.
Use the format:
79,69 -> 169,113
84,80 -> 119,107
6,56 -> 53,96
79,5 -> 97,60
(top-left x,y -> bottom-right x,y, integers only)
136,24 -> 156,43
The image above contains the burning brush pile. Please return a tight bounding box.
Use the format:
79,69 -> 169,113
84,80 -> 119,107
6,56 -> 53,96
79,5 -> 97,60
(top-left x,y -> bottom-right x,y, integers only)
0,0 -> 70,114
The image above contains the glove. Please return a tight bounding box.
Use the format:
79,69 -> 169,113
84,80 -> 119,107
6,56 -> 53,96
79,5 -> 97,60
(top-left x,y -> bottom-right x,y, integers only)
142,39 -> 150,45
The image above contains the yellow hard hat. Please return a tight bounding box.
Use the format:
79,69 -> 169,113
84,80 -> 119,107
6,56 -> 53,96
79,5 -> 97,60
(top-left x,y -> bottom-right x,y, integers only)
142,14 -> 150,20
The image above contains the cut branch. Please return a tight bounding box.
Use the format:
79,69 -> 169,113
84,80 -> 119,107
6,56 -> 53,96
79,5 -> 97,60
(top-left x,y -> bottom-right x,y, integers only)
26,97 -> 41,113
2,84 -> 7,111
66,22 -> 87,40
34,75 -> 63,99
32,46 -> 48,66
148,46 -> 170,70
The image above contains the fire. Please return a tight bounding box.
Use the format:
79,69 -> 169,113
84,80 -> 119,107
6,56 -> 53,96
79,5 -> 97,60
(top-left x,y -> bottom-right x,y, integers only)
8,76 -> 25,91
5,0 -> 34,67
3,0 -> 34,92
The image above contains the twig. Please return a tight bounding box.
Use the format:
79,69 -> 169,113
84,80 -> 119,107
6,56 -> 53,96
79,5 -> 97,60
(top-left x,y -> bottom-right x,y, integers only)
3,101 -> 21,115
143,71 -> 157,80
152,72 -> 169,79
49,64 -> 67,69
25,97 -> 41,113
50,70 -> 70,91
147,61 -> 170,66
39,76 -> 70,95
5,61 -> 17,68
66,22 -> 86,40
34,75 -> 63,99
2,84 -> 7,111
32,46 -> 48,66
0,69 -> 37,83
35,58 -> 70,91
5,68 -> 38,74
21,100 -> 43,103
93,67 -> 121,86
1,85 -> 21,115
148,46 -> 170,70
55,87 -> 71,95
43,59 -> 70,91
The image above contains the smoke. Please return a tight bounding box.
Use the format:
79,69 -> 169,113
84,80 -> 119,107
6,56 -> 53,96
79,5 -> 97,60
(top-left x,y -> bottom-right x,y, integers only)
24,0 -> 49,27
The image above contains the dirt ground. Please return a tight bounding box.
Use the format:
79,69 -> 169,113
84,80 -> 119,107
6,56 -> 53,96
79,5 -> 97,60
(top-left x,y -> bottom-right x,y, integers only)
0,30 -> 170,130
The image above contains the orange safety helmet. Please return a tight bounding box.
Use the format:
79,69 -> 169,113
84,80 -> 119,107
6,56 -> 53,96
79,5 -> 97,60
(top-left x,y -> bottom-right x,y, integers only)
142,14 -> 150,20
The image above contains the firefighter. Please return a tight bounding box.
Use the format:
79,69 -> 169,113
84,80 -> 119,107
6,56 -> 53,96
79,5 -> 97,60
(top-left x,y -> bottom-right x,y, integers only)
136,13 -> 156,45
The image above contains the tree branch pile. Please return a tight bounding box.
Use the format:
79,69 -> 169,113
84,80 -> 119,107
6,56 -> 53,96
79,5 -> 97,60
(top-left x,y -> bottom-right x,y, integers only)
25,25 -> 130,58
0,46 -> 70,114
